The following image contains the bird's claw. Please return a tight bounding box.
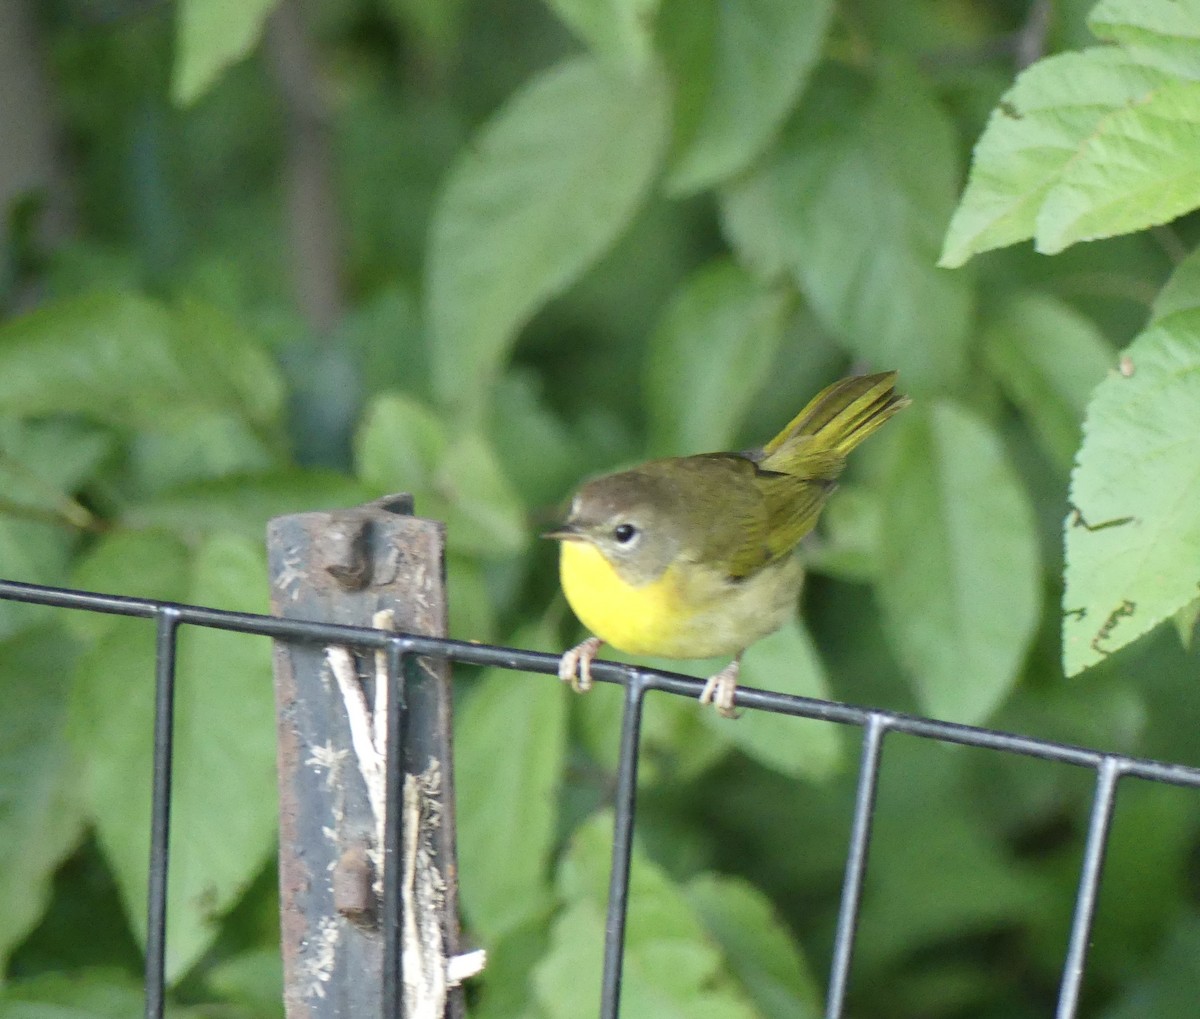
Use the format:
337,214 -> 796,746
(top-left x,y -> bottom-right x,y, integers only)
699,659 -> 742,719
558,636 -> 603,693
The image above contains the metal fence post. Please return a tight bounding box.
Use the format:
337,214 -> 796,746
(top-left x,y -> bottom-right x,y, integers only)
267,494 -> 463,1018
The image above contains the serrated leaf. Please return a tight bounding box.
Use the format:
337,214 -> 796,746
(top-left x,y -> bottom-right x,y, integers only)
456,623 -> 566,940
0,628 -> 85,970
535,812 -> 759,1019
426,56 -> 669,420
878,403 -> 1041,722
1063,322 -> 1200,675
983,292 -> 1113,467
69,532 -> 277,981
665,0 -> 832,194
542,0 -> 659,74
1089,0 -> 1200,80
939,48 -> 1174,267
686,875 -> 821,1019
0,293 -> 283,432
1036,80 -> 1200,254
722,65 -> 969,392
644,260 -> 789,456
173,0 -> 280,106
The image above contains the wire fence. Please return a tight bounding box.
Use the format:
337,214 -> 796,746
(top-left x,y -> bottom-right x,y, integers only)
3,574 -> 1200,1019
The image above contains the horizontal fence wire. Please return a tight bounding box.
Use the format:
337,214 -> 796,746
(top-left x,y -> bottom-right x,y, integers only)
4,576 -> 1200,1019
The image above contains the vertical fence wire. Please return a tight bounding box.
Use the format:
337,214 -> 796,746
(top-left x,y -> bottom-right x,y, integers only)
825,712 -> 888,1018
1055,756 -> 1123,1019
599,672 -> 648,1019
144,607 -> 180,1019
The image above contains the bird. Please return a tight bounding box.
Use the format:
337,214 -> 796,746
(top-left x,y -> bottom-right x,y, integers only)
544,371 -> 909,717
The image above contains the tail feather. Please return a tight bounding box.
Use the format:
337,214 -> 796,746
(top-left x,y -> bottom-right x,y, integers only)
759,371 -> 910,474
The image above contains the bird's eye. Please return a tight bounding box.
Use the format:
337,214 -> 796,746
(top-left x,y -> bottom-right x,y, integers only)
613,523 -> 638,545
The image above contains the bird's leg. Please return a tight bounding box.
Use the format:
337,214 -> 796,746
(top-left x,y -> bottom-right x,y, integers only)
699,655 -> 742,719
558,636 -> 603,693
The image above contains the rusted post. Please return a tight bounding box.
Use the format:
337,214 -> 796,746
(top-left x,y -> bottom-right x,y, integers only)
267,494 -> 464,1018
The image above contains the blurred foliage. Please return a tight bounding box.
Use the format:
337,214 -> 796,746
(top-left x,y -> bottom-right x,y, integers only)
1,0 -> 1200,1016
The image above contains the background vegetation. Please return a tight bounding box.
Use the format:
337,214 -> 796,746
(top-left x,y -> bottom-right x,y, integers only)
1,0 -> 1199,1016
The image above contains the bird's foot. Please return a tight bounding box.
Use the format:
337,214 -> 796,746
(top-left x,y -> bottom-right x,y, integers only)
558,636 -> 603,693
699,658 -> 742,719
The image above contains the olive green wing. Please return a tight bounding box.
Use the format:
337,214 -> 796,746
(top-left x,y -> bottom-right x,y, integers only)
754,466 -> 839,561
670,454 -> 778,579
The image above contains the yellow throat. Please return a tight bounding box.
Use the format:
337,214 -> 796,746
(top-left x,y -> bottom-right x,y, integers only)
558,538 -> 690,657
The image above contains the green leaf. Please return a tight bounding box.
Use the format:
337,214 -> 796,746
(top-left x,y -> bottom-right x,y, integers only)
0,418 -> 113,515
685,875 -> 822,1019
1175,596 -> 1200,649
470,906 -> 555,1019
433,433 -> 529,558
1151,242 -> 1200,322
383,0 -> 464,62
983,292 -> 1114,468
939,48 -> 1174,267
535,813 -> 759,1019
1089,0 -> 1200,79
490,371 -> 580,508
0,420 -> 105,638
722,65 -> 970,392
1101,914 -> 1200,1019
1062,322 -> 1200,675
878,403 -> 1041,722
541,0 -> 660,74
204,948 -> 285,1016
0,293 -> 283,432
355,393 -> 527,558
854,740 -> 1043,975
69,532 -> 278,981
0,628 -> 86,970
802,484 -> 883,582
709,619 -> 842,781
1035,80 -> 1200,254
173,0 -> 280,106
355,392 -> 447,493
425,55 -> 670,420
664,0 -> 833,194
124,471 -> 380,542
127,413 -> 278,495
446,555 -> 498,644
456,623 -> 566,941
644,260 -> 789,456
0,969 -> 174,1019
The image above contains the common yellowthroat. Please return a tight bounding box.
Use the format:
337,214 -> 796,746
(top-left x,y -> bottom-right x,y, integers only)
545,371 -> 909,717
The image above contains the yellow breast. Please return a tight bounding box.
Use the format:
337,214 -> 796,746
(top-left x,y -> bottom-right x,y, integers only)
558,538 -> 801,660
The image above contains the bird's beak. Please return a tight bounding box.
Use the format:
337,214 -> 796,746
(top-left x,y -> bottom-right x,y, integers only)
542,522 -> 583,541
